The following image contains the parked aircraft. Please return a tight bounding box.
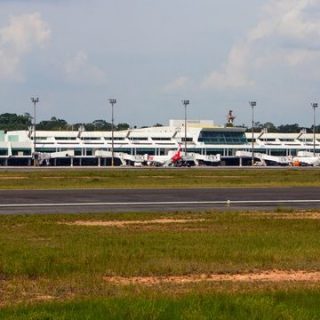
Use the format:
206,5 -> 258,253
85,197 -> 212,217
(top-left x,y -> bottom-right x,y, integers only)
145,144 -> 186,166
292,151 -> 320,166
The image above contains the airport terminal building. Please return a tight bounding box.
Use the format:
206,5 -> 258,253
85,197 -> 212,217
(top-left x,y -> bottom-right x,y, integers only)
0,119 -> 319,166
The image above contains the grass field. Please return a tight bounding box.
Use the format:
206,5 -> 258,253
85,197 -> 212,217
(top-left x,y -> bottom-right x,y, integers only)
0,167 -> 320,189
1,210 -> 320,318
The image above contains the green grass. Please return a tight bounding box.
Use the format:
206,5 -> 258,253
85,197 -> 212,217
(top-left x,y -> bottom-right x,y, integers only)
0,167 -> 320,189
2,291 -> 320,319
1,210 -> 320,319
1,211 -> 320,280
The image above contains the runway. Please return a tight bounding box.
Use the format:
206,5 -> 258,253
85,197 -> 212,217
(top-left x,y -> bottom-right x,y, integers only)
0,187 -> 320,214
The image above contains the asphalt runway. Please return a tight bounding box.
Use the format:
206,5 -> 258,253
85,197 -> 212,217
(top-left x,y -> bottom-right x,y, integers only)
0,187 -> 320,214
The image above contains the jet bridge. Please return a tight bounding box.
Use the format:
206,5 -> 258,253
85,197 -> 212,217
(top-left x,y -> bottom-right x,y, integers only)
236,151 -> 291,166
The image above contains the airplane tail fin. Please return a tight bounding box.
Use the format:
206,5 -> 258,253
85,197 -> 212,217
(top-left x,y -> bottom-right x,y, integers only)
171,144 -> 182,162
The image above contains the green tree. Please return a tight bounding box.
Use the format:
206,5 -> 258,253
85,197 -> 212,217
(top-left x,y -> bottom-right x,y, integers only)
263,122 -> 278,132
92,120 -> 112,131
116,123 -> 130,130
277,123 -> 301,133
0,113 -> 32,131
37,117 -> 68,130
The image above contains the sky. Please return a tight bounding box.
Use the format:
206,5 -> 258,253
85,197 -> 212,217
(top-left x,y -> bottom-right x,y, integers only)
0,0 -> 320,127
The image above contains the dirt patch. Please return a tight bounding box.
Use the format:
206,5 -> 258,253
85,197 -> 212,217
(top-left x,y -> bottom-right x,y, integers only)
276,213 -> 320,220
32,295 -> 55,302
0,176 -> 27,180
138,176 -> 174,179
63,218 -> 205,227
242,212 -> 320,220
103,271 -> 320,285
41,176 -> 108,179
194,176 -> 249,179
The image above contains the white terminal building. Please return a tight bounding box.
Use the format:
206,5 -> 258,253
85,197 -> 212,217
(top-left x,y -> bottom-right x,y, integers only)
0,119 -> 319,166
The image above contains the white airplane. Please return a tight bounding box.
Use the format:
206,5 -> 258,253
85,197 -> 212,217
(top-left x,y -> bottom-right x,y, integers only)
292,157 -> 320,166
291,151 -> 320,166
145,144 -> 186,167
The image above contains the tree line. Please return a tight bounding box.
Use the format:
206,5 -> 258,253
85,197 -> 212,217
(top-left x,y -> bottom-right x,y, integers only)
0,112 -> 318,133
248,121 -> 318,133
0,113 -> 131,131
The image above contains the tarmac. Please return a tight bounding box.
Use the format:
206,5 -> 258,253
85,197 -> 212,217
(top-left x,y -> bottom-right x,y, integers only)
0,187 -> 319,214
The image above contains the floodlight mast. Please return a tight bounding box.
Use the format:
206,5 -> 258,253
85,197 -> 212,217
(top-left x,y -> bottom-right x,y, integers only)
311,102 -> 318,157
182,100 -> 190,158
109,98 -> 117,167
249,101 -> 256,166
31,97 -> 39,166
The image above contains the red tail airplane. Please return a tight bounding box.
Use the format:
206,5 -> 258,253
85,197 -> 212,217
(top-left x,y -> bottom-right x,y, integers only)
170,144 -> 182,163
145,144 -> 184,166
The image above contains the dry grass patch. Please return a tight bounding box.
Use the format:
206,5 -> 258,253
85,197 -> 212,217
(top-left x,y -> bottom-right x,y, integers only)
62,218 -> 205,227
103,270 -> 320,286
0,176 -> 27,180
194,176 -> 249,178
32,295 -> 55,302
276,212 -> 320,219
137,176 -> 174,179
242,212 -> 320,220
40,176 -> 111,180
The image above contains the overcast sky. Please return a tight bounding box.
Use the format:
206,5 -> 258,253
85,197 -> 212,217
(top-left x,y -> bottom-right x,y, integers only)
0,0 -> 319,127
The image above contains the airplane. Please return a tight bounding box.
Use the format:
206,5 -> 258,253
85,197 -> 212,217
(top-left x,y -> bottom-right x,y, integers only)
144,144 -> 188,167
291,157 -> 320,166
291,151 -> 320,166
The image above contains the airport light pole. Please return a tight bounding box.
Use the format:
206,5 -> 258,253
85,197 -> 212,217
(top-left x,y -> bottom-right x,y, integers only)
249,101 -> 256,166
311,102 -> 318,157
109,98 -> 117,167
182,100 -> 190,157
31,97 -> 39,166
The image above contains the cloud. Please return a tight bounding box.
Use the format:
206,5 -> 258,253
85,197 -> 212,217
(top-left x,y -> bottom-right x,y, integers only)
202,43 -> 254,89
64,51 -> 107,85
0,12 -> 50,81
163,76 -> 190,92
202,0 -> 320,89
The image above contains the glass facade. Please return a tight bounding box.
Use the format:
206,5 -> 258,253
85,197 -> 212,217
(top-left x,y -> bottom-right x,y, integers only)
198,130 -> 247,145
152,137 -> 171,141
11,148 -> 31,156
0,149 -> 8,156
38,148 -> 56,153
